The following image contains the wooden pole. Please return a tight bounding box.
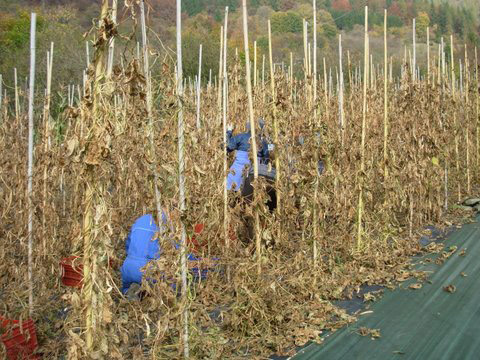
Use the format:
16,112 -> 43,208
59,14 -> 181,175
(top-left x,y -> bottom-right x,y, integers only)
268,19 -> 281,221
217,26 -> 224,115
464,47 -> 470,194
412,18 -> 416,82
450,35 -> 460,202
290,52 -> 293,99
427,26 -> 430,86
383,9 -> 388,179
27,12 -> 37,317
106,0 -> 117,77
176,0 -> 189,357
86,41 -> 90,68
475,47 -> 479,168
323,57 -> 328,119
313,0 -> 317,120
196,44 -> 202,129
0,74 -> 2,123
357,6 -> 368,251
450,35 -> 455,95
42,42 -> 53,252
347,50 -> 352,89
303,19 -> 308,82
241,0 -> 261,273
14,68 -> 19,124
254,40 -> 257,88
338,34 -> 344,132
140,0 -> 163,227
262,54 -> 265,100
222,7 -> 229,251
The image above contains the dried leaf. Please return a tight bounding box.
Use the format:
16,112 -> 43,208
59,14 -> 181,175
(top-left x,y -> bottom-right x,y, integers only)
443,285 -> 456,293
409,283 -> 422,290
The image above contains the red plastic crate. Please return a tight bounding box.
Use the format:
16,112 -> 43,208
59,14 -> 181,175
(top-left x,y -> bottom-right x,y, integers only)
60,256 -> 116,288
0,317 -> 40,360
60,256 -> 83,288
187,224 -> 205,254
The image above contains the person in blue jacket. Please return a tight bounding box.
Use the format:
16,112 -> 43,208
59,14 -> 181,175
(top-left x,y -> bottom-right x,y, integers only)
120,213 -> 167,294
226,118 -> 272,191
121,212 -> 213,296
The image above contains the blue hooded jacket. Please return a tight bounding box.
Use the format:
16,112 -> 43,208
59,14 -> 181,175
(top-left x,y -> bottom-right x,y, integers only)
121,213 -> 212,293
121,214 -> 164,293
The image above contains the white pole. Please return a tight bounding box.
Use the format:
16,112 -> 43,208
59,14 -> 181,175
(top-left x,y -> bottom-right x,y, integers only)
107,0 -> 118,77
338,34 -> 344,130
262,54 -> 265,89
140,0 -> 163,233
196,44 -> 203,129
313,0 -> 317,121
86,41 -> 90,68
222,7 -> 229,251
254,40 -> 257,87
412,18 -> 416,82
176,0 -> 189,357
27,12 -> 37,317
0,74 -> 2,122
427,26 -> 430,85
241,0 -> 261,273
14,68 -> 20,122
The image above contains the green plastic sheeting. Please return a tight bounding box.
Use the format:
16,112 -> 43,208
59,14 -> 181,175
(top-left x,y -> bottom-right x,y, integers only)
293,215 -> 480,360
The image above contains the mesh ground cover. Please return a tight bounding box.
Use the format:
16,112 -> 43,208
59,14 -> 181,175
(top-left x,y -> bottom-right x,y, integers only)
292,214 -> 480,360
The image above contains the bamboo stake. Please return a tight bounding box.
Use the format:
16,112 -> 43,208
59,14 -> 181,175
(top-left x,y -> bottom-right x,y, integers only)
412,18 -> 416,82
464,48 -> 470,194
303,19 -> 308,81
347,50 -> 352,89
241,0 -> 261,274
254,40 -> 257,88
86,41 -> 90,68
176,0 -> 189,357
196,44 -> 202,129
27,12 -> 37,317
450,35 -> 455,95
42,42 -> 54,253
222,7 -> 229,251
217,26 -> 224,115
427,26 -> 430,85
290,52 -> 293,100
106,0 -> 117,77
450,35 -> 460,202
208,68 -> 212,90
268,19 -> 281,225
0,74 -> 2,123
313,0 -> 317,121
323,57 -> 328,119
262,54 -> 266,103
357,6 -> 368,252
338,34 -> 345,132
14,68 -> 19,124
308,43 -> 312,78
475,47 -> 479,168
140,0 -> 163,227
311,0 -> 320,266
384,9 -> 388,179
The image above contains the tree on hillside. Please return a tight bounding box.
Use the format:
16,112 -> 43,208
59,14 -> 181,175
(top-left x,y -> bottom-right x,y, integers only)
416,11 -> 430,39
271,11 -> 302,33
331,0 -> 351,12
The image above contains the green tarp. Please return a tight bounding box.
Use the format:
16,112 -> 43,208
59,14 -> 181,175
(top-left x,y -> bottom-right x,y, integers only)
293,215 -> 480,360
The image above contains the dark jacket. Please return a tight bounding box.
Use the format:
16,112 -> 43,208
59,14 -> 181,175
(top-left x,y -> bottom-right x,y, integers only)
226,130 -> 271,163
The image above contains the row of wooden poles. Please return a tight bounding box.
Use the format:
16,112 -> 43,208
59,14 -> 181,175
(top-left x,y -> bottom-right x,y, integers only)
1,0 -> 479,357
